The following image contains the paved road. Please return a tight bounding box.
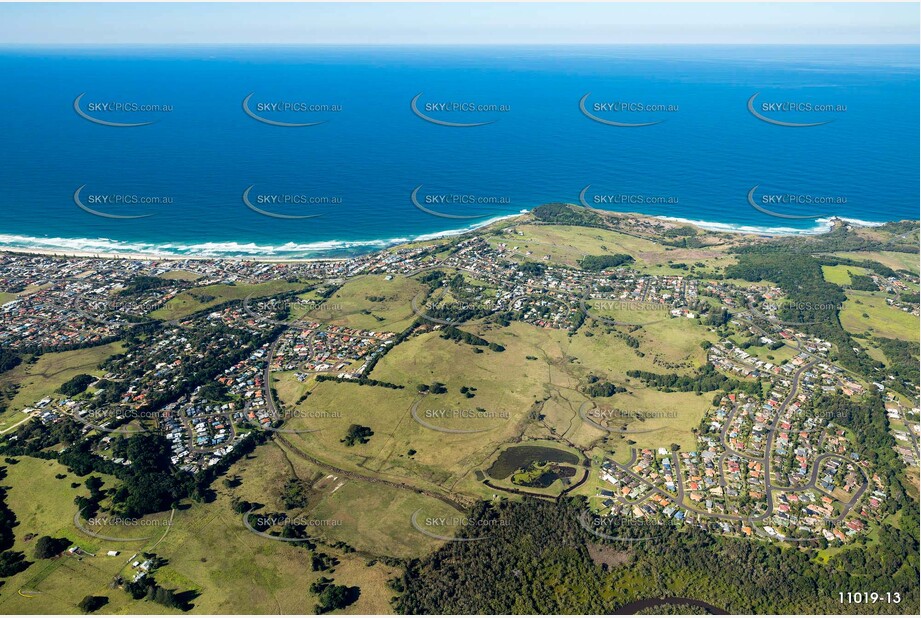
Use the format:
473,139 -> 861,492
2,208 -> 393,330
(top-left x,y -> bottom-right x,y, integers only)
257,306 -> 473,514
607,359 -> 869,526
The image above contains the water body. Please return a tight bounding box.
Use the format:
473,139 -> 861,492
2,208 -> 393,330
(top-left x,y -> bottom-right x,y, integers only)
487,444 -> 581,479
0,45 -> 917,258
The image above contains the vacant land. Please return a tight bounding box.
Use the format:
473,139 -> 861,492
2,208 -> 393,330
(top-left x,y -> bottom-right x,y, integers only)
301,275 -> 425,332
158,270 -> 204,281
150,281 -> 306,321
840,290 -> 919,342
821,264 -> 860,286
0,342 -> 124,432
0,447 -> 400,615
487,224 -> 735,274
830,251 -> 920,275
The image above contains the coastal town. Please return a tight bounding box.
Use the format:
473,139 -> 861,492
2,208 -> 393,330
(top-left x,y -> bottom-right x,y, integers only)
1,221 -> 918,547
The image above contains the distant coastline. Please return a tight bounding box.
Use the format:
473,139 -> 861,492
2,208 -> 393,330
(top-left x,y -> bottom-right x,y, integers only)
0,208 -> 895,262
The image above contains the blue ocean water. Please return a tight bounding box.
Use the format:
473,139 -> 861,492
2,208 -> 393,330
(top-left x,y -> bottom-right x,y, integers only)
0,45 -> 917,258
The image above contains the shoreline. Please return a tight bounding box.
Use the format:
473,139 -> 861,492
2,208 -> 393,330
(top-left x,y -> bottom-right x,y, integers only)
0,210 -> 895,262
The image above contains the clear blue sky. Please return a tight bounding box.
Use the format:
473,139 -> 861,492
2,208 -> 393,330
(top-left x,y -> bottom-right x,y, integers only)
0,2 -> 917,45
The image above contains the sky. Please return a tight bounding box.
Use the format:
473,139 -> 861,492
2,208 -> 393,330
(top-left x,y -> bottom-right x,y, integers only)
0,2 -> 917,46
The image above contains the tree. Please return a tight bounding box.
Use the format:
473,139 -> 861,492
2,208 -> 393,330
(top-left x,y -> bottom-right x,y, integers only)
33,535 -> 70,559
58,374 -> 96,396
341,425 -> 373,447
77,595 -> 109,613
0,550 -> 29,577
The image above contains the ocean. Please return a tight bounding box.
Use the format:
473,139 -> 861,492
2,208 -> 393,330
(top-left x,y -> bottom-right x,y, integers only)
0,45 -> 917,258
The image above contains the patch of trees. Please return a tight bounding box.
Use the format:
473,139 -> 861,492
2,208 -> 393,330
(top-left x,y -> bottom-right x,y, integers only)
725,253 -> 879,378
108,434 -> 192,517
579,254 -> 634,271
874,337 -> 919,396
74,476 -> 106,519
0,467 -> 17,552
418,382 -> 448,395
424,302 -> 492,325
195,381 -> 229,402
0,549 -> 29,578
33,534 -> 71,559
519,261 -> 546,276
124,574 -> 188,610
846,273 -> 878,291
77,595 -> 109,613
806,392 -> 914,515
314,374 -> 403,390
310,551 -> 339,572
0,466 -> 30,579
118,275 -> 171,296
281,478 -> 312,509
662,226 -> 698,238
663,236 -> 704,249
731,224 -> 915,255
532,203 -> 605,227
439,325 -> 504,351
610,329 -> 640,348
703,307 -> 730,327
341,424 -> 373,447
58,373 -> 96,396
627,364 -> 762,396
392,497 -> 919,614
2,417 -> 88,457
0,350 -> 21,373
584,376 -> 626,398
311,577 -> 359,614
418,270 -> 445,287
11,333 -> 124,357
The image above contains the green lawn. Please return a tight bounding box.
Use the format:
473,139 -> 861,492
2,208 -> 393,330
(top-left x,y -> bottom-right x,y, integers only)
149,281 -> 307,321
302,274 -> 425,332
0,342 -> 124,432
840,291 -> 919,342
0,448 -> 401,615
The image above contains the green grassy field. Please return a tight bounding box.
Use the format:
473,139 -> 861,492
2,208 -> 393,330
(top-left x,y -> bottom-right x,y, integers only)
157,270 -> 203,282
300,275 -> 425,332
830,251 -> 920,275
149,281 -> 307,321
840,290 -> 919,342
821,265 -> 859,286
486,224 -> 735,273
0,448 -> 402,615
0,291 -> 17,305
0,342 -> 125,432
